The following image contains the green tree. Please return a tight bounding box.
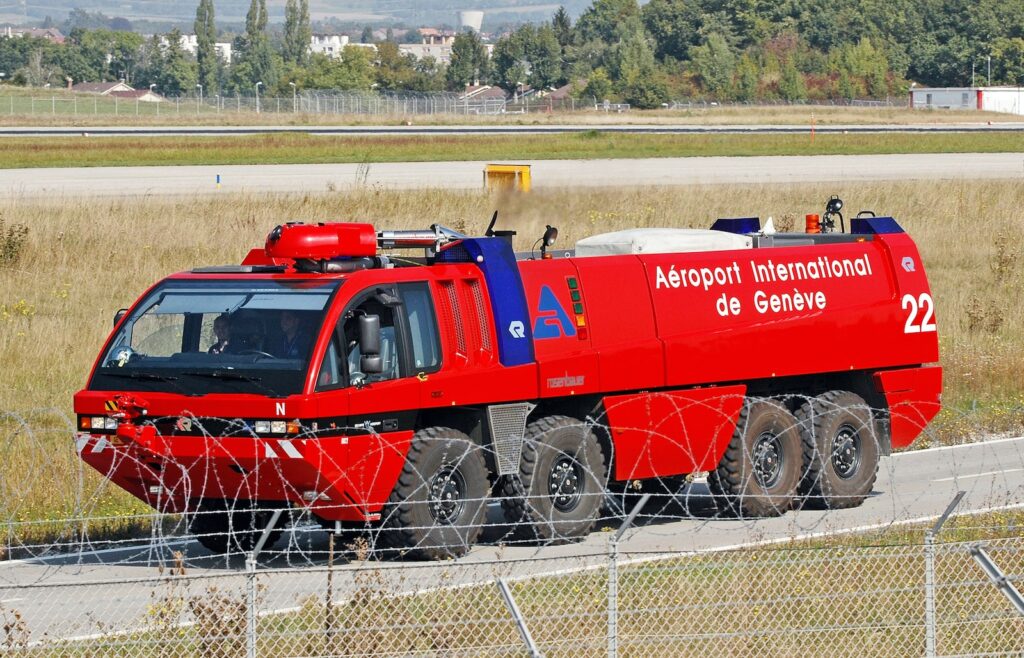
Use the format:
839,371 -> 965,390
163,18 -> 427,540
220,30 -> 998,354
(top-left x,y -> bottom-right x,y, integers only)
375,41 -> 416,90
690,32 -> 736,96
576,0 -> 640,43
733,53 -> 759,101
641,0 -> 702,61
297,48 -> 374,89
361,25 -> 374,44
231,0 -> 277,92
552,6 -> 573,48
446,31 -> 490,88
194,0 -> 218,94
579,67 -> 613,100
778,59 -> 806,100
156,28 -> 198,96
283,0 -> 311,65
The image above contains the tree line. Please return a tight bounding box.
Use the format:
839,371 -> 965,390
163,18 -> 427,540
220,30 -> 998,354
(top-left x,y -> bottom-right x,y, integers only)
2,0 -> 1023,107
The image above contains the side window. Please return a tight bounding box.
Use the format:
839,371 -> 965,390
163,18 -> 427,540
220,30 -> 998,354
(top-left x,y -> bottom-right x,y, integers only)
399,282 -> 441,372
343,291 -> 400,385
315,337 -> 343,390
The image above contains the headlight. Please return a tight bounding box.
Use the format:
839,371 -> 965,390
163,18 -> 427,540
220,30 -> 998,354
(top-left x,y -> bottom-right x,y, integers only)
254,421 -> 271,434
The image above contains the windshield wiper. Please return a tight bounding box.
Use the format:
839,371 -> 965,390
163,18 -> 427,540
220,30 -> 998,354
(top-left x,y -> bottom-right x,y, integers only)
181,370 -> 263,383
103,371 -> 178,382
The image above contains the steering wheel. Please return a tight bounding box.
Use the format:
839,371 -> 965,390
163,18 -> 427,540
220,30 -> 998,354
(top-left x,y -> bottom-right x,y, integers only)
237,349 -> 276,359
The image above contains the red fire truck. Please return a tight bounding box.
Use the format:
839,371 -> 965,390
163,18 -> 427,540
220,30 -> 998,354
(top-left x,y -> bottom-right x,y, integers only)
74,203 -> 941,558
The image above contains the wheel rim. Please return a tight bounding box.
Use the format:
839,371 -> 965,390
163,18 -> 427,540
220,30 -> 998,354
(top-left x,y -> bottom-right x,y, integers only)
428,466 -> 467,524
549,455 -> 584,512
752,431 -> 784,489
831,423 -> 862,479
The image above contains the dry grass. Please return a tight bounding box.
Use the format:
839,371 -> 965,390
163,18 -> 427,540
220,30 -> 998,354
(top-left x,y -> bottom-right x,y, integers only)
0,180 -> 1022,522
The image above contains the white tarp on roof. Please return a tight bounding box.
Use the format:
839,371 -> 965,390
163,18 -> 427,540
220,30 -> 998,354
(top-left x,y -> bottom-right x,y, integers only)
575,228 -> 752,257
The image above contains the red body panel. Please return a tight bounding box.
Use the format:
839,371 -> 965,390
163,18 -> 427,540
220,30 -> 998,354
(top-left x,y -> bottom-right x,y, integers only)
873,366 -> 943,449
603,385 -> 746,480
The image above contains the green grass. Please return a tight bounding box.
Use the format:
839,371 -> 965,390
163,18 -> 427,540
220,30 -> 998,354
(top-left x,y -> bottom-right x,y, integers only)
3,131 -> 1024,169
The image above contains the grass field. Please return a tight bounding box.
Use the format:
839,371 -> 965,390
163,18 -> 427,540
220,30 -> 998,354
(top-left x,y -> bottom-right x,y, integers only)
2,130 -> 1024,169
1,180 -> 1022,528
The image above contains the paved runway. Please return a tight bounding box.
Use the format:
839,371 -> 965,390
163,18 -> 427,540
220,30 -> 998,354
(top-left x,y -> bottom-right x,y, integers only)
1,437 -> 1023,642
3,152 -> 1023,199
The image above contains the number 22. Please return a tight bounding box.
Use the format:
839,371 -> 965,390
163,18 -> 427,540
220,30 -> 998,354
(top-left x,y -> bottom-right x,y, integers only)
902,293 -> 936,334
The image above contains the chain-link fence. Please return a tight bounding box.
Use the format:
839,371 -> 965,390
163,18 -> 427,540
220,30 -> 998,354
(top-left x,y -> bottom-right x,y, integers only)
0,91 -> 599,119
0,90 -> 910,120
0,517 -> 1022,656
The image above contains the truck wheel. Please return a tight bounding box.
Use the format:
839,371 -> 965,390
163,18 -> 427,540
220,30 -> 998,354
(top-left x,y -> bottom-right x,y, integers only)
796,391 -> 879,509
190,501 -> 285,555
709,399 -> 802,517
379,427 -> 489,560
500,415 -> 607,542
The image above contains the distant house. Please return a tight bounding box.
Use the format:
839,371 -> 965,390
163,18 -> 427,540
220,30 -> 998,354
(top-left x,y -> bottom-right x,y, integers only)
547,82 -> 578,100
71,81 -> 134,95
109,89 -> 164,103
1,26 -> 65,44
459,85 -> 509,101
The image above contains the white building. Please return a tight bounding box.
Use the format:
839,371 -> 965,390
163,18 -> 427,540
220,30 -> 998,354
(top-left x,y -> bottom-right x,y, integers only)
910,86 -> 1024,115
310,34 -> 348,58
399,43 -> 453,64
174,34 -> 233,64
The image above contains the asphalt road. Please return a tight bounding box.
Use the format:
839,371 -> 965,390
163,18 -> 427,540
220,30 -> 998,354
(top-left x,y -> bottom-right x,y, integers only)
2,122 -> 1024,137
3,152 -> 1024,199
1,437 -> 1023,642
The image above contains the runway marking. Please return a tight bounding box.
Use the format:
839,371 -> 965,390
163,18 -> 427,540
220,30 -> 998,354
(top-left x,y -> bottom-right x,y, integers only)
932,468 -> 1024,482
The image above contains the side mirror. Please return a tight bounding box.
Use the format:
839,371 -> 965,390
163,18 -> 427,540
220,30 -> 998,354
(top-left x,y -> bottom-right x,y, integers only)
358,314 -> 383,374
113,308 -> 128,327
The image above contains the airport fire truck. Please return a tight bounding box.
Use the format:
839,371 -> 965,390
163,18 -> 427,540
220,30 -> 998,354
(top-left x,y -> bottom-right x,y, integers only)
74,202 -> 941,558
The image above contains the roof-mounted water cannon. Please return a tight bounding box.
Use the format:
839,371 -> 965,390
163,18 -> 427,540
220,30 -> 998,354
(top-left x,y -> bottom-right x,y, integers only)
376,224 -> 468,256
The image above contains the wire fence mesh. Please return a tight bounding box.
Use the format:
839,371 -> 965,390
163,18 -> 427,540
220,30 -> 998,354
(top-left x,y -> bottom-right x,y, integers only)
0,402 -> 1022,656
0,91 -> 910,119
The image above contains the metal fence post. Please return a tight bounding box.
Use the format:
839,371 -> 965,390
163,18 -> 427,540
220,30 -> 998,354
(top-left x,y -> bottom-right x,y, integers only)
246,508 -> 283,658
497,579 -> 543,658
609,493 -> 650,658
925,491 -> 965,658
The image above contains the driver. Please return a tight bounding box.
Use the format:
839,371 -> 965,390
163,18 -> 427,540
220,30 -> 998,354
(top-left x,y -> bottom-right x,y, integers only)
273,310 -> 312,359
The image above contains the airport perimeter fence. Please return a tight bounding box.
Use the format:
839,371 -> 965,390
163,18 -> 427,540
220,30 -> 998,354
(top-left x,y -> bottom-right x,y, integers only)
0,510 -> 1023,657
0,91 -> 909,120
1,402 -> 1023,656
0,91 -> 599,119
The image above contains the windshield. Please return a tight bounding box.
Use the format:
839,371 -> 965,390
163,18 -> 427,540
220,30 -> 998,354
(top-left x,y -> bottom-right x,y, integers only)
90,278 -> 340,397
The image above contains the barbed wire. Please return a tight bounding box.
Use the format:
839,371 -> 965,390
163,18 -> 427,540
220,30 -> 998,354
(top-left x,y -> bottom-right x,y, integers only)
0,396 -> 1022,655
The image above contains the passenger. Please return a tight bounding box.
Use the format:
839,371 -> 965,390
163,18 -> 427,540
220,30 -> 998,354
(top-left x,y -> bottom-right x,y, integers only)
208,314 -> 231,354
273,310 -> 312,359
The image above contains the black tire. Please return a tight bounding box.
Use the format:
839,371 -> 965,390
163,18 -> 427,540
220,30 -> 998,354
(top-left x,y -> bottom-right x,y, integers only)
708,399 -> 802,517
378,427 -> 489,560
190,500 -> 285,555
796,391 -> 879,509
500,415 -> 608,542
